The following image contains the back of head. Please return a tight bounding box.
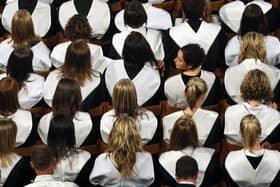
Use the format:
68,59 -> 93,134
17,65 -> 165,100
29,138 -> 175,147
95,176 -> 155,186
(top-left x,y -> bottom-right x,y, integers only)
238,32 -> 267,63
176,155 -> 198,181
47,114 -> 76,160
31,145 -> 53,172
124,0 -> 147,28
107,115 -> 142,177
170,115 -> 198,150
0,77 -> 19,116
122,31 -> 157,68
7,46 -> 34,88
183,0 -> 205,20
240,69 -> 272,103
240,114 -> 261,151
0,117 -> 17,167
64,14 -> 92,41
185,77 -> 207,109
239,4 -> 268,36
181,44 -> 205,70
52,78 -> 82,118
62,39 -> 92,86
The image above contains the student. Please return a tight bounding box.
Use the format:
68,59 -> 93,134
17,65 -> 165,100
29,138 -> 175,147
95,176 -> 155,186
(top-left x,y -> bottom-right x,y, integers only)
100,79 -> 158,145
110,0 -> 164,61
159,115 -> 221,187
0,46 -> 44,109
44,39 -> 105,109
51,15 -> 107,73
225,4 -> 280,67
0,117 -> 35,187
224,69 -> 280,145
38,78 -> 94,147
90,115 -> 154,186
164,44 -> 219,108
0,10 -> 51,71
176,156 -> 199,187
225,114 -> 280,187
59,0 -> 111,39
224,32 -> 280,104
105,31 -> 163,106
0,78 -> 35,147
163,77 -> 222,147
47,114 -> 94,186
25,145 -> 78,187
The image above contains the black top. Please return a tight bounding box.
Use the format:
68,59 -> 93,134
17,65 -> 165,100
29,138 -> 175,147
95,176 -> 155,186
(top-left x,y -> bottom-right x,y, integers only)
74,155 -> 96,186
19,0 -> 37,14
176,184 -> 196,187
74,0 -> 93,16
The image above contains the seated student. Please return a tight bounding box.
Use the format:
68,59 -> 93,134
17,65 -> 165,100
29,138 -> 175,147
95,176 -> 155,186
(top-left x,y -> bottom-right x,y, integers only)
0,46 -> 44,109
224,69 -> 280,146
38,78 -> 94,147
224,32 -> 280,104
0,78 -> 35,147
219,0 -> 279,33
0,10 -> 51,71
101,79 -> 158,145
0,118 -> 35,187
90,115 -> 154,186
225,4 -> 280,67
105,32 -> 163,106
47,114 -> 94,186
163,77 -> 222,147
1,0 -> 53,37
114,0 -> 172,32
165,0 -> 226,71
25,145 -> 78,187
225,114 -> 280,187
159,115 -> 221,187
176,156 -> 199,187
44,39 -> 105,109
51,15 -> 107,73
110,0 -> 164,61
59,0 -> 110,39
164,44 -> 219,108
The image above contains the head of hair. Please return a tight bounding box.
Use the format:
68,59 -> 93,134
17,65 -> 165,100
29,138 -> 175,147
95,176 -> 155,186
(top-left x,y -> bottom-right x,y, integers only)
183,0 -> 205,20
31,145 -> 53,171
170,115 -> 198,150
181,44 -> 205,70
122,31 -> 157,68
203,0 -> 213,22
240,4 -> 268,36
0,117 -> 17,168
64,15 -> 92,41
238,32 -> 267,63
185,77 -> 207,109
47,114 -> 76,160
11,9 -> 40,48
52,78 -> 82,118
124,0 -> 147,28
7,46 -> 33,89
0,77 -> 19,116
240,114 -> 261,151
176,155 -> 198,180
61,39 -> 92,86
107,115 -> 142,177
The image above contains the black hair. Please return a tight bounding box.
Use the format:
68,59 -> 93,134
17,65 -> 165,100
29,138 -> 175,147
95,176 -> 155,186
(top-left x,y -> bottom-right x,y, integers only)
124,0 -> 147,28
182,0 -> 205,20
176,155 -> 198,179
181,44 -> 205,69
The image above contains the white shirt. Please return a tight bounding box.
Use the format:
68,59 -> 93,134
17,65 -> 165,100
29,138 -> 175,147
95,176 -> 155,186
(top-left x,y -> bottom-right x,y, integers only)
24,175 -> 78,187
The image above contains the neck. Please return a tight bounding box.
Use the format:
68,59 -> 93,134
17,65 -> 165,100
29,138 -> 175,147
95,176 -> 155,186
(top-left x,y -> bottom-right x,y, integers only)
35,168 -> 54,176
183,67 -> 201,76
177,177 -> 196,184
247,100 -> 261,107
184,105 -> 199,116
246,141 -> 262,151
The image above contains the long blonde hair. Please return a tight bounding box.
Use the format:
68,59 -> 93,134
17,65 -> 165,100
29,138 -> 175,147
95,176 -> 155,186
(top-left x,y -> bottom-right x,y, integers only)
107,115 -> 143,177
238,32 -> 267,64
185,77 -> 207,109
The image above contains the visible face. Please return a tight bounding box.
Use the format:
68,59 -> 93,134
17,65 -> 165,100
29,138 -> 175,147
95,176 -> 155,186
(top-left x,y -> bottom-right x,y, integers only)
174,50 -> 188,70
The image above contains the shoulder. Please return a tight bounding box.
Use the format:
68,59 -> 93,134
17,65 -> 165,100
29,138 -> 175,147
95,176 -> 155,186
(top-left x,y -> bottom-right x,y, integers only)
28,73 -> 45,82
201,70 -> 216,79
196,108 -> 218,120
14,109 -> 32,118
60,0 -> 73,9
265,35 -> 280,45
75,111 -> 91,120
165,74 -> 181,85
52,41 -> 71,52
163,110 -> 184,121
169,23 -> 186,37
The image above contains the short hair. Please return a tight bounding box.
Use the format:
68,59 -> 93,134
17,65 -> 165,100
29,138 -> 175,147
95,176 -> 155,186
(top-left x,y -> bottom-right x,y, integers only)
239,4 -> 268,36
185,77 -> 207,109
240,69 -> 272,102
181,44 -> 205,70
176,155 -> 198,179
64,15 -> 92,41
124,0 -> 147,28
183,0 -> 205,20
170,115 -> 198,150
0,77 -> 20,116
31,145 -> 53,171
7,46 -> 34,89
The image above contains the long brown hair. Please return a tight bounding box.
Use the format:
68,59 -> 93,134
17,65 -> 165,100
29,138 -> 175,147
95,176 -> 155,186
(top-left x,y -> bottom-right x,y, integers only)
185,77 -> 207,109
